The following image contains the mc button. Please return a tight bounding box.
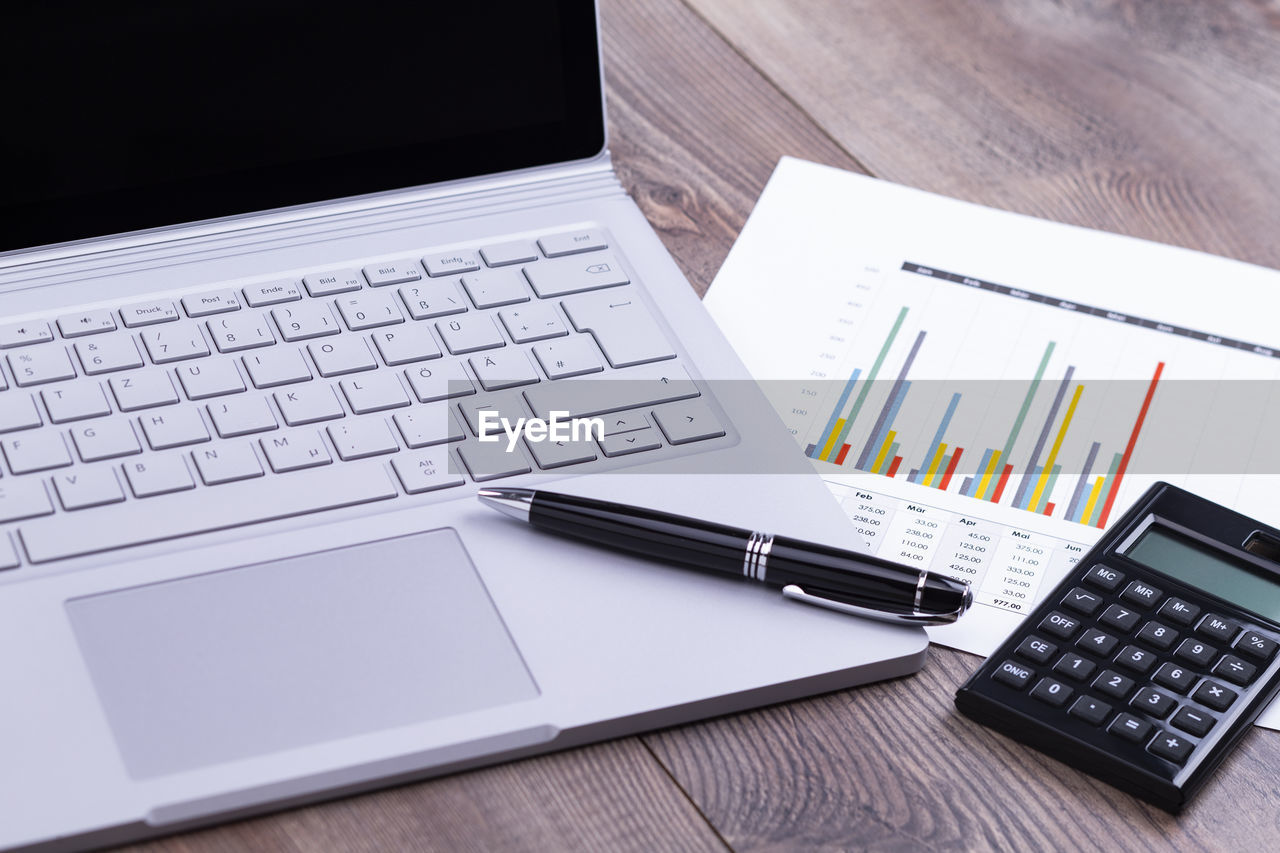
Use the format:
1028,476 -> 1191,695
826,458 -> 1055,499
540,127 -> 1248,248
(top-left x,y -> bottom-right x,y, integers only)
1084,564 -> 1125,592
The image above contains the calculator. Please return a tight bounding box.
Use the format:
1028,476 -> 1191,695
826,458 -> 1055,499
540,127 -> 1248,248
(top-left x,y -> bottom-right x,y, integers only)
955,482 -> 1280,811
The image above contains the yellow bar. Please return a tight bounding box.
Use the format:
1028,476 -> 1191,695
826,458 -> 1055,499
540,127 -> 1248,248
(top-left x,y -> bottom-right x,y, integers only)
1030,385 -> 1084,512
820,419 -> 845,460
923,442 -> 948,487
871,430 -> 897,473
975,450 -> 1002,500
1082,475 -> 1107,526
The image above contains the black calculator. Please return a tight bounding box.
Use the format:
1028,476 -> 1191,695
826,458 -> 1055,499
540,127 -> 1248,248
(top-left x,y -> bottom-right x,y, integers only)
955,482 -> 1280,811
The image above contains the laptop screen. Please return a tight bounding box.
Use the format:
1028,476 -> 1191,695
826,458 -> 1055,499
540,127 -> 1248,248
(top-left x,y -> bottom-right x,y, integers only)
0,1 -> 604,254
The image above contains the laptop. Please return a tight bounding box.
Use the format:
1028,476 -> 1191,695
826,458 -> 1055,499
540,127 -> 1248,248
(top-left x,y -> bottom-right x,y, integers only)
0,2 -> 928,849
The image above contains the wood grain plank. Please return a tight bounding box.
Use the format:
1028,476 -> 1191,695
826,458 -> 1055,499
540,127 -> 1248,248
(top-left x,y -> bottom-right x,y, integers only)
685,0 -> 1280,270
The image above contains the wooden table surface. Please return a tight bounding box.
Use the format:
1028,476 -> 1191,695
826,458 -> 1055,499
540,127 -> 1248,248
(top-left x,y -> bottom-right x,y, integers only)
130,2 -> 1280,850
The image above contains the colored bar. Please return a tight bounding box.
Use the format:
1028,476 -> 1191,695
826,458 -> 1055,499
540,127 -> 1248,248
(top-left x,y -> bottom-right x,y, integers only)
918,393 -> 962,485
886,456 -> 903,478
829,307 -> 910,456
834,444 -> 851,465
871,430 -> 897,474
814,369 -> 862,460
1097,362 -> 1165,528
967,449 -> 994,496
804,443 -> 817,456
1066,441 -> 1102,522
985,341 -> 1056,499
1036,465 -> 1062,515
940,448 -> 964,490
1017,466 -> 1042,510
859,380 -> 912,472
819,418 -> 846,460
908,468 -> 919,480
1044,502 -> 1056,516
856,330 -> 926,469
960,476 -> 974,495
1086,453 -> 1123,528
975,450 -> 1003,502
992,463 -> 1015,503
885,443 -> 900,470
1029,384 -> 1084,513
922,442 -> 948,487
1012,366 -> 1076,509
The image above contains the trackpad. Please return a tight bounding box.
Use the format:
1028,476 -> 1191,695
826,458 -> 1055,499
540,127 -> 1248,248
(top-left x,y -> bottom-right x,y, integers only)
66,529 -> 539,779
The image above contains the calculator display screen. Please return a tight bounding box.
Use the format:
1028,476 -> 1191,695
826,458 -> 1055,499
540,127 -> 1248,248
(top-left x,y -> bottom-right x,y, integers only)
1126,526 -> 1280,620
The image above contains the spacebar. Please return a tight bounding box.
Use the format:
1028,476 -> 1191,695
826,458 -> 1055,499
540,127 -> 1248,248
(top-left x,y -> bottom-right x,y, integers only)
19,466 -> 400,564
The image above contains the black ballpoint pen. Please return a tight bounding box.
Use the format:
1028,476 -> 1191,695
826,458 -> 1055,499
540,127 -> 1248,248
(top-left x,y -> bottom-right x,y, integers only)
477,487 -> 973,625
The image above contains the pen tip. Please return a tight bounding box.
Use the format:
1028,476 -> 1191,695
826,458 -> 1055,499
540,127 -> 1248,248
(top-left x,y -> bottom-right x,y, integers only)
477,487 -> 535,522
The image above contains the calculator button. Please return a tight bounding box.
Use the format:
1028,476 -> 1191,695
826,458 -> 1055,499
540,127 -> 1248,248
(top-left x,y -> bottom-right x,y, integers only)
1197,614 -> 1240,644
1030,677 -> 1073,707
1130,686 -> 1176,719
1136,621 -> 1177,651
1053,652 -> 1097,681
1077,628 -> 1119,657
993,660 -> 1035,689
1115,645 -> 1157,674
1040,611 -> 1082,640
1174,638 -> 1218,668
1148,730 -> 1194,764
1170,706 -> 1214,738
1120,580 -> 1163,609
1213,654 -> 1258,686
1158,597 -> 1200,627
1093,669 -> 1137,700
1108,712 -> 1152,743
1193,679 -> 1238,711
1015,636 -> 1058,665
1068,695 -> 1112,726
1100,604 -> 1140,633
1084,564 -> 1125,592
1062,587 -> 1103,616
1152,662 -> 1196,693
1235,631 -> 1279,662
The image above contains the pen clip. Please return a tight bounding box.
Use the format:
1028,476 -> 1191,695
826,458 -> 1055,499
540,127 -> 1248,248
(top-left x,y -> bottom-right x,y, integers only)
781,584 -> 970,626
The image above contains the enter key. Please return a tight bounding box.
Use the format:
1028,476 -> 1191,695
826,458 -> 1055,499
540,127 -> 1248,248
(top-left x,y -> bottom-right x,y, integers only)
561,290 -> 676,368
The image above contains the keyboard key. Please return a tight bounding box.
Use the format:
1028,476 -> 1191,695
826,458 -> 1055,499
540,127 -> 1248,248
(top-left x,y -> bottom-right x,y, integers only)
243,348 -> 312,389
122,456 -> 195,498
1193,679 -> 1237,711
272,303 -> 341,341
1148,730 -> 1194,764
1068,696 -> 1112,726
57,310 -> 117,338
260,430 -> 332,473
43,385 -> 111,423
1153,662 -> 1196,693
470,350 -> 540,391
1120,580 -> 1162,608
457,440 -> 531,482
460,394 -> 529,436
1198,614 -> 1241,644
1131,686 -> 1176,719
139,408 -> 211,449
1015,636 -> 1057,665
1175,638 -> 1218,668
421,252 -> 478,278
181,290 -> 242,317
405,361 -> 475,403
340,373 -> 411,414
18,464 -> 399,562
1083,564 -> 1124,591
192,443 -> 264,485
1158,597 -> 1200,627
309,337 -> 378,377
1170,706 -> 1214,738
1235,631 -> 1278,662
538,229 -> 607,257
141,324 -> 211,364
1030,677 -> 1072,707
1115,644 -> 1157,674
1213,654 -> 1258,686
437,315 -> 506,354
992,660 -> 1034,689
525,435 -> 598,469
364,260 -> 424,286
500,303 -> 568,343
461,270 -> 530,308
244,280 -> 303,306
176,360 -> 247,399
391,448 -> 466,494
533,336 -> 604,379
372,325 -> 442,366
1039,611 -> 1081,640
1136,621 -> 1177,650
524,252 -> 629,297
76,337 -> 145,375
524,362 -> 698,420
52,467 -> 125,511
0,321 -> 54,348
207,314 -> 275,353
599,427 -> 662,457
1061,587 -> 1103,616
208,397 -> 278,437
399,281 -> 468,319
327,420 -> 400,460
1052,652 -> 1096,681
480,240 -> 538,267
1108,713 -> 1151,743
393,405 -> 466,448
71,421 -> 141,462
653,399 -> 725,445
1078,628 -> 1119,656
303,269 -> 363,297
120,301 -> 179,327
2,432 -> 73,473
336,291 -> 405,330
1093,668 -> 1136,700
0,536 -> 18,571
1100,604 -> 1140,632
563,290 -> 675,368
275,385 -> 345,426
110,372 -> 180,411
9,347 -> 77,386
0,394 -> 43,433
602,412 -> 650,436
0,477 -> 56,523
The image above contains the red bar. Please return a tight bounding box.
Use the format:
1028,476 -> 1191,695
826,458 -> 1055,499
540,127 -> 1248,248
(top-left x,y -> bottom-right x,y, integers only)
1044,502 -> 1056,516
834,443 -> 851,465
1098,362 -> 1165,528
939,447 -> 964,490
991,463 -> 1015,503
886,455 -> 903,478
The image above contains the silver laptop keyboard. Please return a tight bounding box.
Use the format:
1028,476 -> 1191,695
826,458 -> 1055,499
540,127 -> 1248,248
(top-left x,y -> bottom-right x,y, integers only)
0,227 -> 729,569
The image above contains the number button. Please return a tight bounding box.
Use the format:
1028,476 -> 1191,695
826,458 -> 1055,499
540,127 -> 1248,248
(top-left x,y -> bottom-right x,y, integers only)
1015,636 -> 1058,665
1084,564 -> 1125,591
1030,677 -> 1073,707
1068,695 -> 1112,725
1136,621 -> 1177,651
1120,580 -> 1163,608
1100,604 -> 1140,633
1131,686 -> 1176,719
1212,654 -> 1258,687
1158,597 -> 1200,627
1062,587 -> 1103,616
1093,668 -> 1137,700
1052,652 -> 1097,681
1108,712 -> 1152,742
1171,706 -> 1214,738
1039,611 -> 1082,640
1235,631 -> 1278,663
1153,662 -> 1196,694
1197,614 -> 1240,644
1174,638 -> 1218,668
1148,730 -> 1194,764
993,660 -> 1035,689
1192,679 -> 1238,712
1077,628 -> 1118,656
1115,644 -> 1157,674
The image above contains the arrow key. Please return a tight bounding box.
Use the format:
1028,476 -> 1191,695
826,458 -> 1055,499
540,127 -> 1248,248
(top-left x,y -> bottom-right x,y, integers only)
602,412 -> 649,436
653,399 -> 725,445
599,427 -> 662,458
